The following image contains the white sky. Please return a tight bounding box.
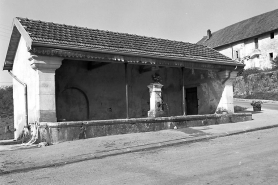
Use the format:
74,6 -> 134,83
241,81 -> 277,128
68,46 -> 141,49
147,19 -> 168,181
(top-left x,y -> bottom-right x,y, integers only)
1,0 -> 278,85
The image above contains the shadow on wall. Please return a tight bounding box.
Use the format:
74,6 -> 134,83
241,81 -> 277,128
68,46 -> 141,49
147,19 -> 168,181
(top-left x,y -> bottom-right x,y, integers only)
183,68 -> 224,114
140,89 -> 150,117
55,60 -> 226,121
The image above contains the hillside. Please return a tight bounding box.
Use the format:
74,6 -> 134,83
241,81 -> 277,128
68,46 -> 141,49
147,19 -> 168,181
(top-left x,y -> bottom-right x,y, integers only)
0,86 -> 14,140
234,70 -> 278,100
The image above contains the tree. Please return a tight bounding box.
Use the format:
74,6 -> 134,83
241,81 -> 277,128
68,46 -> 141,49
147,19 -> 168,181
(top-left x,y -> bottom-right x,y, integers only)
0,86 -> 13,116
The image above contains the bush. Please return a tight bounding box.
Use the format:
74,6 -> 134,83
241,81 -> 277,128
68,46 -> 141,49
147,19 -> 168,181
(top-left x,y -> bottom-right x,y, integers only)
250,100 -> 263,108
271,56 -> 278,70
241,68 -> 262,77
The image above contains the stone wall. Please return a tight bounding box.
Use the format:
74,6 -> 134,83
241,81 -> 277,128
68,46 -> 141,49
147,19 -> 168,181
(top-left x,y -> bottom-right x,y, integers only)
39,113 -> 252,143
234,70 -> 278,97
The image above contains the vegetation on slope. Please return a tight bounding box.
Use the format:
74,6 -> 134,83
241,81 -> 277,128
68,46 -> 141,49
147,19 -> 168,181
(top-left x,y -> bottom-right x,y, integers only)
234,57 -> 278,101
0,86 -> 14,140
0,86 -> 13,116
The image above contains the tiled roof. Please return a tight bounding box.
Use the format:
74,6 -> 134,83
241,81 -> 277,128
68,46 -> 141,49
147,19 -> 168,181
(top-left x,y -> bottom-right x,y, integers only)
197,9 -> 278,48
16,17 -> 234,62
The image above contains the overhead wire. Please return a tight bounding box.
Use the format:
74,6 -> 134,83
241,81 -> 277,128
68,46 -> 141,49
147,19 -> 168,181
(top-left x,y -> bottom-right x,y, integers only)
0,26 -> 11,31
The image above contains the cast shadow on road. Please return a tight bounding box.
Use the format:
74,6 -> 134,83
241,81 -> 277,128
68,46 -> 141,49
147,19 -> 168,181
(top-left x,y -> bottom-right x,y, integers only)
237,110 -> 264,115
177,128 -> 211,137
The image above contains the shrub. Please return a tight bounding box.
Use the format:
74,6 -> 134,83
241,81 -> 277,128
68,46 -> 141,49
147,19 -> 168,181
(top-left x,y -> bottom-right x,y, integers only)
242,68 -> 262,77
234,105 -> 247,112
271,56 -> 278,70
251,100 -> 263,108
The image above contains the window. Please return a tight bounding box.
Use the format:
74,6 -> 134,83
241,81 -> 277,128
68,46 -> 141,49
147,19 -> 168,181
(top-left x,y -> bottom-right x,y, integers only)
235,51 -> 240,59
255,38 -> 258,49
270,32 -> 275,39
269,53 -> 273,60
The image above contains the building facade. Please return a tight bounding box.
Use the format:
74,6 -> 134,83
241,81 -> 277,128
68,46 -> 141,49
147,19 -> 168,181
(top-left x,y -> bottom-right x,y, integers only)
197,9 -> 278,70
3,17 -> 245,141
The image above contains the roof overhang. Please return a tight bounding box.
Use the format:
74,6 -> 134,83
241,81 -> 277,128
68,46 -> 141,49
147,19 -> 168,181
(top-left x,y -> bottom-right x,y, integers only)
3,18 -> 32,70
29,46 -> 245,71
3,18 -> 244,71
31,42 -> 244,68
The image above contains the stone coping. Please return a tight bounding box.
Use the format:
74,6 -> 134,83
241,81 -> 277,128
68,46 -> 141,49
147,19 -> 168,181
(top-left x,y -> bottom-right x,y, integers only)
40,113 -> 252,128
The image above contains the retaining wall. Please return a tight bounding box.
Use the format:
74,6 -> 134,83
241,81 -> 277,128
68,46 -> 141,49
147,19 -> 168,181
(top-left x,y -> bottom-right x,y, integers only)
39,113 -> 252,143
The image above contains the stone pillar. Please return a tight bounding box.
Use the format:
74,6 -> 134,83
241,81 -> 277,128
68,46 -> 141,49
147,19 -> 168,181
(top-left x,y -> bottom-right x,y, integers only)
148,83 -> 165,117
29,55 -> 63,122
217,70 -> 238,113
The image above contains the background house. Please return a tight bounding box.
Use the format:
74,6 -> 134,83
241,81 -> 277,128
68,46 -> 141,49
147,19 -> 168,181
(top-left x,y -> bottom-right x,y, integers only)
197,9 -> 278,70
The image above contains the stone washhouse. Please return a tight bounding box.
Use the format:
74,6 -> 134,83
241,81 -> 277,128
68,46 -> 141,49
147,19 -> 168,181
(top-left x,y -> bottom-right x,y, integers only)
3,17 -> 251,143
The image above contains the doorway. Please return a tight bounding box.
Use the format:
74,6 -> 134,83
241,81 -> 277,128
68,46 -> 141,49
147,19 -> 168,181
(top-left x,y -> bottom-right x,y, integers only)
186,87 -> 198,115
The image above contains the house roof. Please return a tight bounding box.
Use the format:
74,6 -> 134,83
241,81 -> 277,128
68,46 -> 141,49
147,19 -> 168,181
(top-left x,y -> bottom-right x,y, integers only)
197,9 -> 278,48
4,17 -> 241,70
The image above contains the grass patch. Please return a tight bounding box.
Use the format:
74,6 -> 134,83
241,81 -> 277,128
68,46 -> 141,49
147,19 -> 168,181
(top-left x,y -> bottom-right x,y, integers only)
234,105 -> 248,113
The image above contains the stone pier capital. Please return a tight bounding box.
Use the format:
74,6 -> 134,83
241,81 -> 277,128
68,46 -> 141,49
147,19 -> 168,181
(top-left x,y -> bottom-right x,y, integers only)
29,55 -> 63,72
218,70 -> 238,80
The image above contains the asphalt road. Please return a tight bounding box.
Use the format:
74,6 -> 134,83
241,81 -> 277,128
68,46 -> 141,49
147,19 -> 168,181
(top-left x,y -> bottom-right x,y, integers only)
234,100 -> 278,111
2,126 -> 278,185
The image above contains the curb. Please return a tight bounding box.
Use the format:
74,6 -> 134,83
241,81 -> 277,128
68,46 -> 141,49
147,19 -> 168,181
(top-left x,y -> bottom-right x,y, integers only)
1,123 -> 278,175
0,140 -> 21,146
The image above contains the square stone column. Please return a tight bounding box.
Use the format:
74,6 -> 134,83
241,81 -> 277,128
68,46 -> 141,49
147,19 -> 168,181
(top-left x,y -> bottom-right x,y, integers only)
29,55 -> 63,122
217,70 -> 238,113
148,83 -> 165,117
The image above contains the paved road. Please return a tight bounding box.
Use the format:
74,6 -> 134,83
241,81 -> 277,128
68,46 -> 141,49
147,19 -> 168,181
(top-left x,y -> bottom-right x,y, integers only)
2,127 -> 278,185
234,100 -> 278,111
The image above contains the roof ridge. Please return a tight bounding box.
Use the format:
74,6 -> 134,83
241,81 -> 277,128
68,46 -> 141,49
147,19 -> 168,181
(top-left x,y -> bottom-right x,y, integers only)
13,17 -> 236,63
197,8 -> 278,48
16,17 -> 191,45
211,8 -> 278,36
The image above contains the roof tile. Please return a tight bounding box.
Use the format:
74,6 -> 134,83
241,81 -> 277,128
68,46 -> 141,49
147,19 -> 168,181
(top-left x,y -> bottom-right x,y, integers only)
17,17 -> 234,62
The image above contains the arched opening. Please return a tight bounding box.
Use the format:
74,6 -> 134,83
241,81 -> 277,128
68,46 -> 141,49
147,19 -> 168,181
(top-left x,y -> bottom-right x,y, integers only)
56,87 -> 89,121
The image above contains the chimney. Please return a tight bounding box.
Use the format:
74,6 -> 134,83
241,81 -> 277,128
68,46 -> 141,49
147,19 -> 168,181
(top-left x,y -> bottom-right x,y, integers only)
207,29 -> 212,40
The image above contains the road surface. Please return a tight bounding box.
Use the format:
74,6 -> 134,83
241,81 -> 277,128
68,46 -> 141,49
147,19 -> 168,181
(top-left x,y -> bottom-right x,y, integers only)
1,126 -> 278,185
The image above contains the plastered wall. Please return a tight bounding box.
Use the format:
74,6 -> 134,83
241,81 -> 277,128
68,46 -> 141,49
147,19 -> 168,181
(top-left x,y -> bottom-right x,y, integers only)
55,61 -> 226,121
12,36 -> 39,139
217,30 -> 278,69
